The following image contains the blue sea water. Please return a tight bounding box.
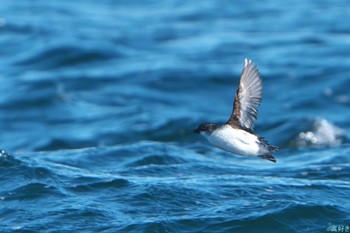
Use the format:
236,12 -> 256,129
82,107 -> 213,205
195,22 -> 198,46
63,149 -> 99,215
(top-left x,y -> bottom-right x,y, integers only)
1,0 -> 350,232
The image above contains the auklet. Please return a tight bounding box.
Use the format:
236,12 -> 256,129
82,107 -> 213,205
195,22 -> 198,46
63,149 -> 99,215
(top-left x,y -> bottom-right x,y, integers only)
193,59 -> 278,163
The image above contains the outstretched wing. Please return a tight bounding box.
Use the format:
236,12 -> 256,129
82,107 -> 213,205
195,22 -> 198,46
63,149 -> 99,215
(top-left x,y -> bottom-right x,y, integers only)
227,59 -> 262,133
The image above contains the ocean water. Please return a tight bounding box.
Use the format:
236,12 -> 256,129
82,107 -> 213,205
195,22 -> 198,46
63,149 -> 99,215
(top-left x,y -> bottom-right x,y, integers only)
1,1 -> 350,232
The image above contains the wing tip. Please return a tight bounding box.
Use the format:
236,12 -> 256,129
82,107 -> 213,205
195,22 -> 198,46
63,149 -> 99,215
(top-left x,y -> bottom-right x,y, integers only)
244,58 -> 253,67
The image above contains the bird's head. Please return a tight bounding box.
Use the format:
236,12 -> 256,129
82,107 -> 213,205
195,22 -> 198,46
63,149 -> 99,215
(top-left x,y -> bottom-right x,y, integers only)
193,123 -> 218,134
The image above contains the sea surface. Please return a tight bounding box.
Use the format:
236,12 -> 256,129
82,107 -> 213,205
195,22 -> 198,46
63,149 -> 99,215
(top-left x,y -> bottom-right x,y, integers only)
1,1 -> 350,232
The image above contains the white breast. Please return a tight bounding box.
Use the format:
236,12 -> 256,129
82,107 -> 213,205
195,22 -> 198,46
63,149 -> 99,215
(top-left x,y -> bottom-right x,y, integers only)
204,125 -> 261,156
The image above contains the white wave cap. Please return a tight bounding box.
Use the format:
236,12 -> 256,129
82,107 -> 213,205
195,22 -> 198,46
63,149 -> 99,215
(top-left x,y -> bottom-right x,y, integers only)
297,119 -> 344,146
0,150 -> 8,158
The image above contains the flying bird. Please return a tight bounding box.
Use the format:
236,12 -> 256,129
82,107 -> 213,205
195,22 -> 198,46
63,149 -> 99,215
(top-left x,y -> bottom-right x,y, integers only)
193,59 -> 278,163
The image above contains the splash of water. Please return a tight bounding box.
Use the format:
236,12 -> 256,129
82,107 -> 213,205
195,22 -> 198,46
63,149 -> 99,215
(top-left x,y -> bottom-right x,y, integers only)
296,119 -> 344,147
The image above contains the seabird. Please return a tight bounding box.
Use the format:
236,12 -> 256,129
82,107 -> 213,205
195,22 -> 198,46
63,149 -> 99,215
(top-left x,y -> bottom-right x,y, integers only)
194,59 -> 278,163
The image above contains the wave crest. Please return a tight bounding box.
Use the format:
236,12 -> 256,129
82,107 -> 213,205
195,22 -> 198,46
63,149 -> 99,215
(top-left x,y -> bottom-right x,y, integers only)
296,119 -> 344,147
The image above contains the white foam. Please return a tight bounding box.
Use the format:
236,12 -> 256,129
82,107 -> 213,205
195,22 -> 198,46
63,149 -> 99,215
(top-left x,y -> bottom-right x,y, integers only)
296,119 -> 344,147
0,150 -> 8,158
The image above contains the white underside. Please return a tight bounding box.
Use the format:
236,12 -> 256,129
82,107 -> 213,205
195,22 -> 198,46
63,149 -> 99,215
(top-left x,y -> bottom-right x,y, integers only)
203,125 -> 266,156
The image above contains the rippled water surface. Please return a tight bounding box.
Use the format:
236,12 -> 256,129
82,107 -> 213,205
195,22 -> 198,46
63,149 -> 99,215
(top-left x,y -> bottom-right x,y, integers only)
1,1 -> 350,232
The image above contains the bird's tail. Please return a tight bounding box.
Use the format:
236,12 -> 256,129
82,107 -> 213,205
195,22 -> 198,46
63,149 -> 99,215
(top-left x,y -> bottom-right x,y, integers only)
258,137 -> 278,163
258,153 -> 277,163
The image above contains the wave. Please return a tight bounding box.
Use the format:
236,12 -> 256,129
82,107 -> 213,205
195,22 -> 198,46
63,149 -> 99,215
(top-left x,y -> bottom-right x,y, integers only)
67,178 -> 130,193
14,44 -> 117,70
1,182 -> 64,201
116,203 -> 347,232
295,119 -> 345,147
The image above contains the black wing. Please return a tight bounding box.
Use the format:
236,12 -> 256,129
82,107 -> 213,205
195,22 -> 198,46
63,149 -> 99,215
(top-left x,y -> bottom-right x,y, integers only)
227,59 -> 262,133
